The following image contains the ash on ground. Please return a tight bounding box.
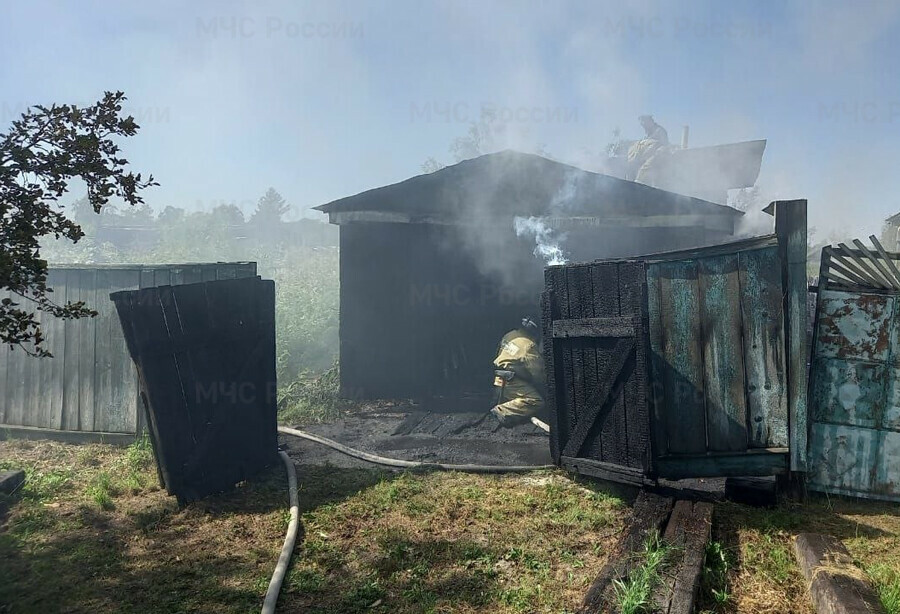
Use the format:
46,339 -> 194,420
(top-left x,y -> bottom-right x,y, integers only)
281,401 -> 552,470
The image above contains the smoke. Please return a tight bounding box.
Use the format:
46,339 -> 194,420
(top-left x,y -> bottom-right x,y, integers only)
514,216 -> 568,265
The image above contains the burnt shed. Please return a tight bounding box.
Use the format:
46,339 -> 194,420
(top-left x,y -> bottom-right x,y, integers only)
315,150 -> 744,401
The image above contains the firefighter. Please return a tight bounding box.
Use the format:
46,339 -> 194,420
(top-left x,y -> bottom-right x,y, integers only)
627,115 -> 671,184
490,317 -> 546,426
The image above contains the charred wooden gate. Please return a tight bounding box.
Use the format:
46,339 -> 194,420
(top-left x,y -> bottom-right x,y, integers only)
544,201 -> 808,483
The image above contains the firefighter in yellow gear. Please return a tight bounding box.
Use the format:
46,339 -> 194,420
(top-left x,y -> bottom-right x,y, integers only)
490,318 -> 546,426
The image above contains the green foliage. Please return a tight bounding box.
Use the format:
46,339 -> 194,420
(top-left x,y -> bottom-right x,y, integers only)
0,91 -> 156,355
701,540 -> 732,607
86,471 -> 115,510
742,533 -> 794,585
250,187 -> 290,226
612,530 -> 673,614
278,360 -> 344,425
42,199 -> 341,394
868,564 -> 900,614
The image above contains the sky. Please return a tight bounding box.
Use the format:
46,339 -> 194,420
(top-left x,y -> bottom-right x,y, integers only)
1,0 -> 899,236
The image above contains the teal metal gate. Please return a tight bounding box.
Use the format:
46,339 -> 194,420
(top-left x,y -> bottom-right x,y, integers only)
809,241 -> 900,501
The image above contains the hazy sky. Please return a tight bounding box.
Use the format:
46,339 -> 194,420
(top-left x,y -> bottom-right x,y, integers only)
2,0 -> 899,235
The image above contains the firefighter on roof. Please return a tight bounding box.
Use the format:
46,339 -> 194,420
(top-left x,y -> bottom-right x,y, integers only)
490,317 -> 546,426
627,114 -> 671,185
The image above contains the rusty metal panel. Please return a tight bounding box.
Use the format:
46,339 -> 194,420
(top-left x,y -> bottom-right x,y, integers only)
809,285 -> 900,501
808,423 -> 879,494
815,290 -> 893,361
883,369 -> 900,430
811,359 -> 884,428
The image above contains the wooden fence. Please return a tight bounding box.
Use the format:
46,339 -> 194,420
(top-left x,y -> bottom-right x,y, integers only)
0,263 -> 257,440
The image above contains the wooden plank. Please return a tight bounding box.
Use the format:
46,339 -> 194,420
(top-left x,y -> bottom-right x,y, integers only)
592,263 -> 625,465
45,269 -> 67,430
61,271 -> 83,431
838,242 -> 891,289
92,268 -> 114,432
0,423 -> 135,445
871,235 -> 900,288
113,269 -> 141,433
579,492 -> 674,614
655,449 -> 790,479
619,261 -> 649,470
22,303 -> 43,427
653,500 -> 713,614
657,260 -> 706,454
552,316 -> 635,339
699,254 -> 747,452
566,267 -> 588,461
739,247 -> 788,447
557,266 -> 577,454
561,338 -> 635,458
6,324 -> 28,425
561,456 -> 647,487
78,269 -> 98,431
793,533 -> 886,614
541,285 -> 562,464
646,265 -> 668,457
777,202 -> 809,472
854,238 -> 899,290
572,265 -> 601,462
825,257 -> 875,288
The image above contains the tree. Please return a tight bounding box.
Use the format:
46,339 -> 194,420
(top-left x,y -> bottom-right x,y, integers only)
250,187 -> 290,226
0,91 -> 156,355
421,108 -> 507,173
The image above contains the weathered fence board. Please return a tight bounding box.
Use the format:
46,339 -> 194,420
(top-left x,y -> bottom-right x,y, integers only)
657,260 -> 706,454
699,254 -> 747,452
738,247 -> 788,447
0,263 -> 257,438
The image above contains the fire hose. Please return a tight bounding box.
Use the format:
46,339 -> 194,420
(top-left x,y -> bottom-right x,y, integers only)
263,425 -> 553,612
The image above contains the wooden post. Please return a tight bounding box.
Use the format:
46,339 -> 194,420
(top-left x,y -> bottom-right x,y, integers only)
772,200 -> 809,473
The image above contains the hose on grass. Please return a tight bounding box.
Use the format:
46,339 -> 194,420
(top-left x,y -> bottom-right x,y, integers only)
263,425 -> 553,611
261,451 -> 299,614
277,425 -> 554,473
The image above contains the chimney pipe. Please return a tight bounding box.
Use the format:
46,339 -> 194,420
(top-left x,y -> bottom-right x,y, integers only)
681,125 -> 690,149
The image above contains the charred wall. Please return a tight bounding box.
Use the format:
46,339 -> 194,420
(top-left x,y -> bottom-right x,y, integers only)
339,219 -> 734,401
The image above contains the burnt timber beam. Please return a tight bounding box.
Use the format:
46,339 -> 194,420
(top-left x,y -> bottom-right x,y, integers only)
793,533 -> 886,614
652,500 -> 714,614
579,492 -> 674,613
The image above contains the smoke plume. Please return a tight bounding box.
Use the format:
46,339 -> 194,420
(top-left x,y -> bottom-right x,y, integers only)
514,216 -> 568,265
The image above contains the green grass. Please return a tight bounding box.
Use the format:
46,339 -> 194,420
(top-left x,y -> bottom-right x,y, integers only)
612,530 -> 674,614
868,564 -> 900,614
277,360 -> 345,425
2,440 -> 625,614
700,540 -> 732,608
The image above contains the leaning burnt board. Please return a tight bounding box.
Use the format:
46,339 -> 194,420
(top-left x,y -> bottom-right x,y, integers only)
111,276 -> 278,504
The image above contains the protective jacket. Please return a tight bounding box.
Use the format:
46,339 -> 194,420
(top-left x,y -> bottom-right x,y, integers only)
492,328 -> 545,418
